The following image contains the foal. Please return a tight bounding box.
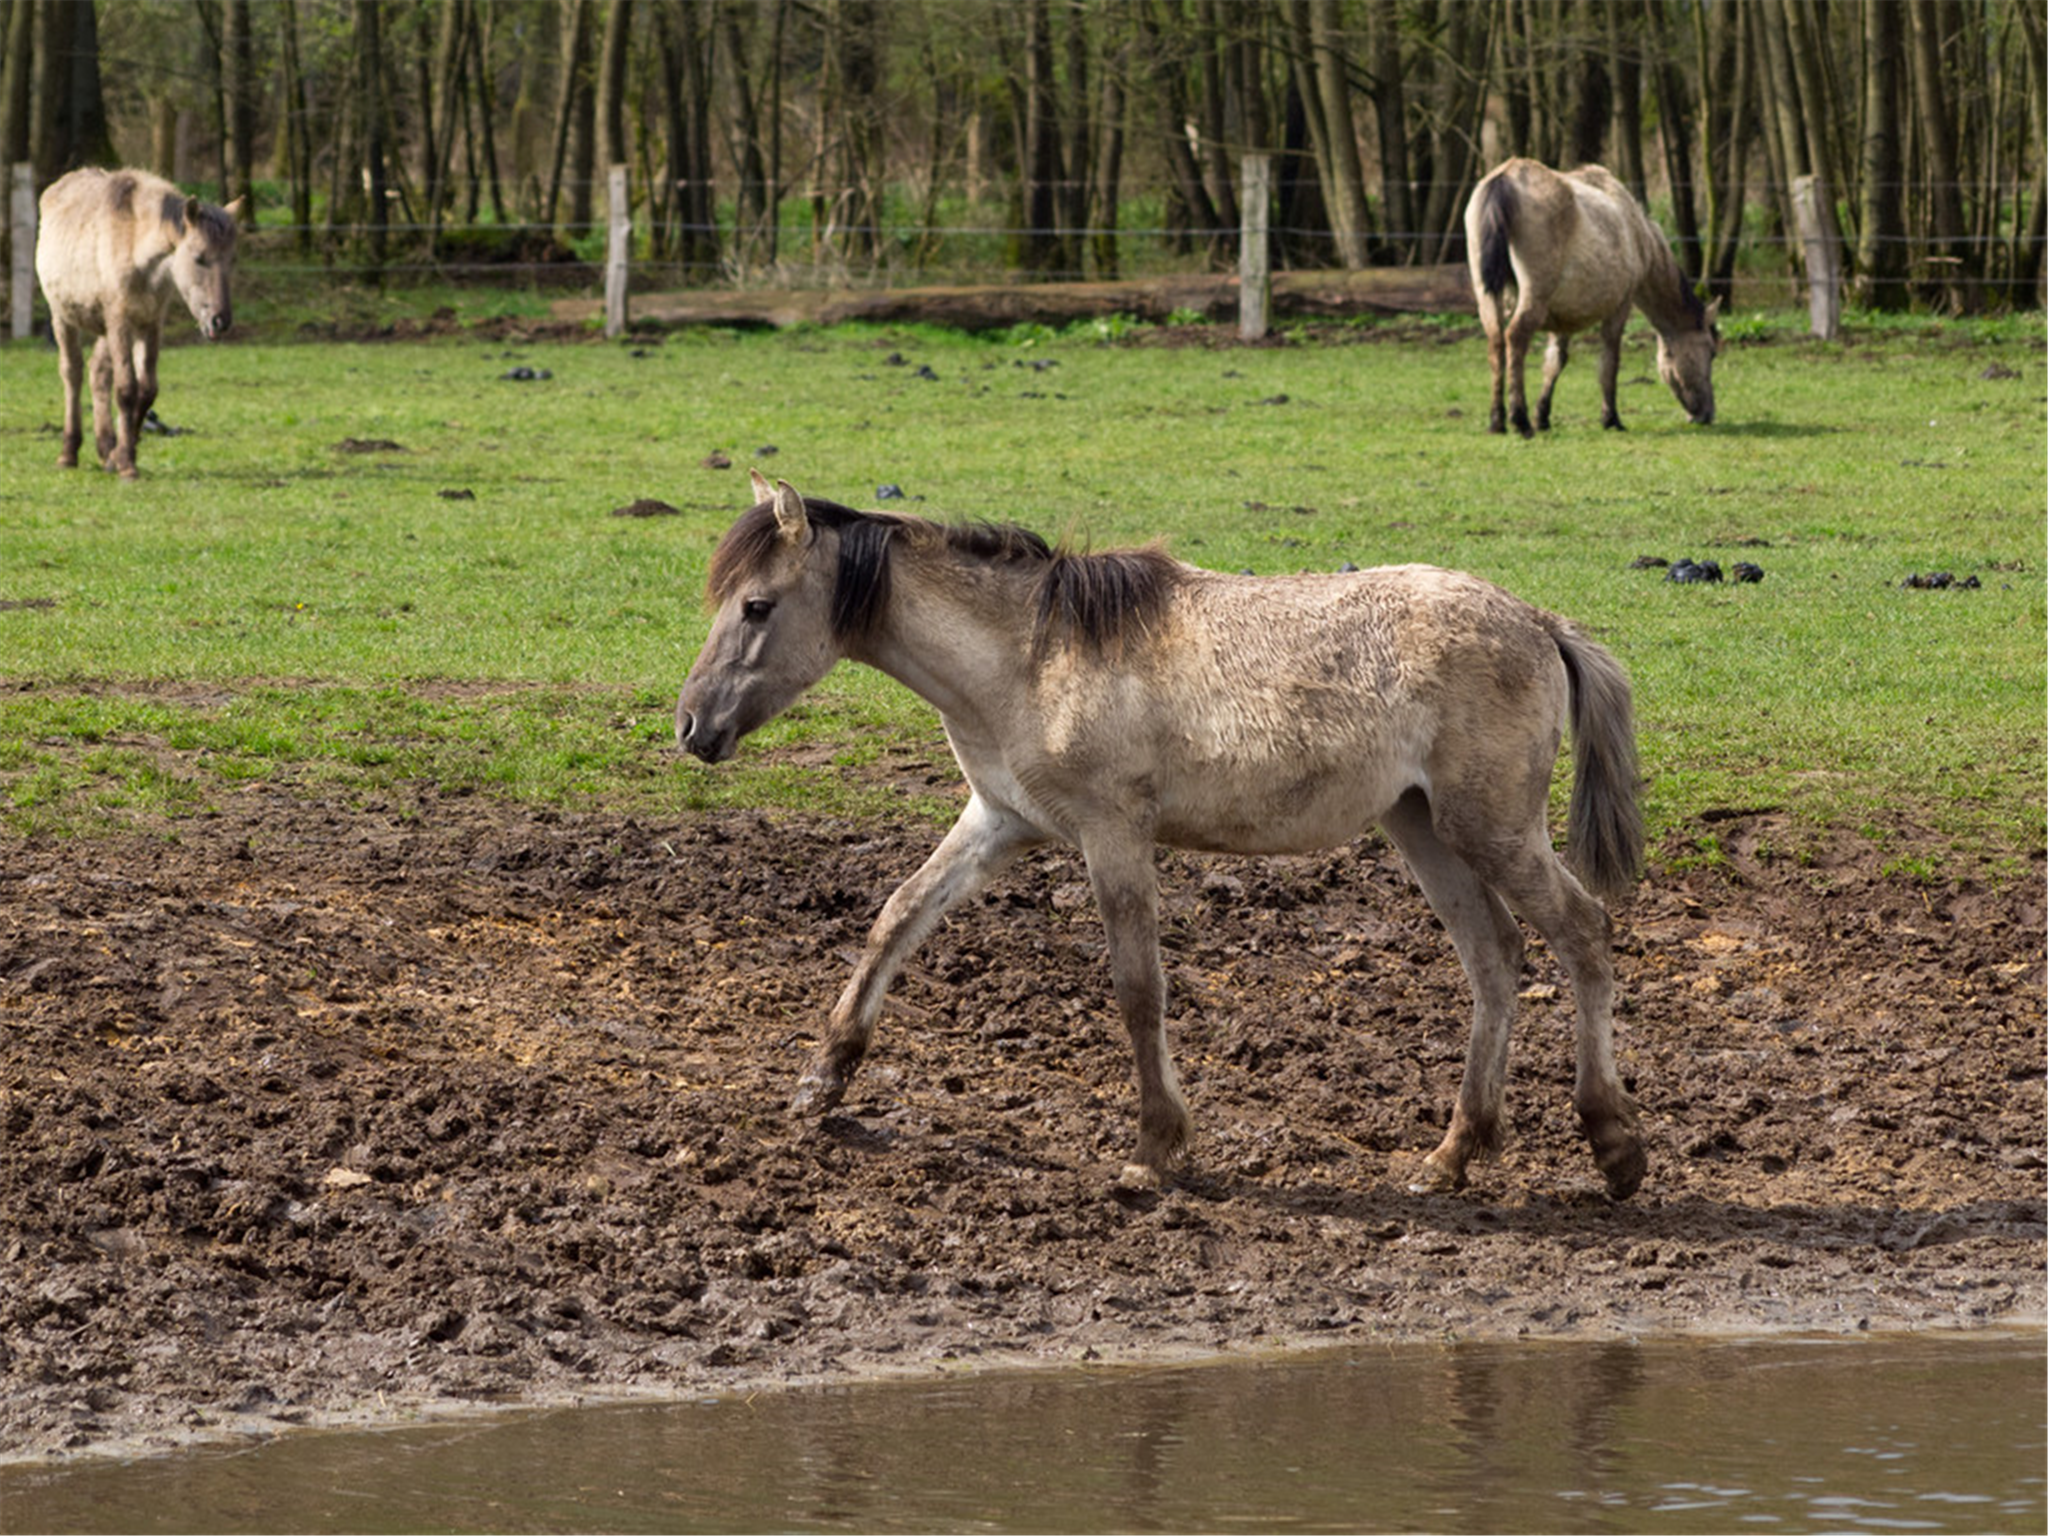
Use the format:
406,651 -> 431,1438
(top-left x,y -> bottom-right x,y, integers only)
678,476 -> 1648,1200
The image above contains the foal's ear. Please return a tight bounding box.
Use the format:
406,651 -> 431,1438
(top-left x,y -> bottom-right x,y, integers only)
771,478 -> 812,546
749,467 -> 774,505
221,197 -> 247,226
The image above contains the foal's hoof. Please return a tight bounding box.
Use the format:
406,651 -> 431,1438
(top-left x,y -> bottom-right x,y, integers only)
788,1073 -> 847,1117
1117,1161 -> 1165,1193
1597,1141 -> 1648,1202
1406,1151 -> 1468,1196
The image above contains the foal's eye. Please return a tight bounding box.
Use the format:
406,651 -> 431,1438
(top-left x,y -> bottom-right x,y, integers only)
741,598 -> 775,623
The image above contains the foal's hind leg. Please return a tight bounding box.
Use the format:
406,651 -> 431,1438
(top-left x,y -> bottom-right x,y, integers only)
1382,792 -> 1524,1194
1083,828 -> 1191,1190
791,794 -> 1039,1116
1468,832 -> 1644,1200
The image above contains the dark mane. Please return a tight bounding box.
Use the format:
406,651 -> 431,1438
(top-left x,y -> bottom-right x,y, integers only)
706,496 -> 1178,654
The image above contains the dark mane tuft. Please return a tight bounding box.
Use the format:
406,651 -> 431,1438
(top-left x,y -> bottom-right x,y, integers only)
1035,546 -> 1180,658
705,497 -> 1178,654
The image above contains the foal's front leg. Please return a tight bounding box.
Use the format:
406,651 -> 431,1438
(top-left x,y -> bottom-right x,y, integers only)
1083,831 -> 1191,1189
791,794 -> 1039,1115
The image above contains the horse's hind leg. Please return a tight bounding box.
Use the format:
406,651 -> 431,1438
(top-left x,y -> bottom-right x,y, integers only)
1597,311 -> 1628,430
1504,309 -> 1546,438
792,794 -> 1038,1116
1478,298 -> 1510,435
53,324 -> 86,469
1382,792 -> 1524,1194
1534,335 -> 1569,433
88,337 -> 118,469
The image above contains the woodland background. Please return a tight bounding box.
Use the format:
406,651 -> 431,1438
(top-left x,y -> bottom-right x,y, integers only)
0,0 -> 2042,312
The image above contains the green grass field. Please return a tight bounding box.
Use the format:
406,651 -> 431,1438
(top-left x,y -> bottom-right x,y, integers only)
0,308 -> 2039,880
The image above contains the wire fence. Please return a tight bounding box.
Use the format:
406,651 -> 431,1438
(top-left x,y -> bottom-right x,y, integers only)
7,162 -> 2043,339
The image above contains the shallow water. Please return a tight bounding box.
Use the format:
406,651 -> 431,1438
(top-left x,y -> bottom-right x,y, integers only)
7,1332 -> 2043,1534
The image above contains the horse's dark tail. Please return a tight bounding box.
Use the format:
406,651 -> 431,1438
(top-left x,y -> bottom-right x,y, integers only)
1552,623 -> 1644,904
1474,177 -> 1517,298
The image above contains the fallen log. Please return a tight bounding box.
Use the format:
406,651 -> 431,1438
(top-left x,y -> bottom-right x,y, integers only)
552,265 -> 1474,334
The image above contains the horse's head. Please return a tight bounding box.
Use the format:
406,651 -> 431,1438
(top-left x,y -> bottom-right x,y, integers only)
676,473 -> 845,764
1657,297 -> 1720,425
170,196 -> 243,340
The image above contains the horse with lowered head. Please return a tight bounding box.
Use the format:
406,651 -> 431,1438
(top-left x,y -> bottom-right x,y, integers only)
676,474 -> 1649,1201
35,167 -> 242,478
1466,157 -> 1718,437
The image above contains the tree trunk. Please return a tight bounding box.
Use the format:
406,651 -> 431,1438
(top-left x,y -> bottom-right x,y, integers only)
1091,3 -> 1131,280
222,0 -> 256,220
1305,0 -> 1368,268
829,0 -> 882,265
1139,0 -> 1227,264
2014,0 -> 2046,301
545,0 -> 591,234
596,0 -> 630,170
280,0 -> 314,251
1061,0 -> 1094,273
1567,0 -> 1611,168
1193,0 -> 1238,237
1606,0 -> 1645,198
0,0 -> 32,176
1364,0 -> 1410,259
719,1 -> 777,269
1908,0 -> 1971,309
1645,0 -> 1700,281
356,0 -> 390,275
1015,0 -> 1063,276
469,0 -> 509,226
1854,0 -> 1909,308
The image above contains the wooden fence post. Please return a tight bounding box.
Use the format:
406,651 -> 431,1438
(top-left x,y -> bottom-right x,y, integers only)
1792,174 -> 1842,340
604,164 -> 631,340
1238,154 -> 1272,342
10,163 -> 35,342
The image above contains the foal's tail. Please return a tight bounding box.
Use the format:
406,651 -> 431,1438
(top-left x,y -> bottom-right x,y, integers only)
1473,176 -> 1518,298
1551,623 -> 1644,904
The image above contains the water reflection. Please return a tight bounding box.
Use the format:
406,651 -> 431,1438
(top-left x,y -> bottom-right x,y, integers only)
5,1333 -> 2042,1534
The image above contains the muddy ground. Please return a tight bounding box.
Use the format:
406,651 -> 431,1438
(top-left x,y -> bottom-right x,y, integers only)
2,767 -> 2042,1465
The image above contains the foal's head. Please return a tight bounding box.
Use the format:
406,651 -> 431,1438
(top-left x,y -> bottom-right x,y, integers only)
676,473 -> 852,764
1657,294 -> 1720,425
168,194 -> 243,340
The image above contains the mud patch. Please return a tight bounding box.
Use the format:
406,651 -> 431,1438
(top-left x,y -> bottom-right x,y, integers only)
2,780 -> 2041,1463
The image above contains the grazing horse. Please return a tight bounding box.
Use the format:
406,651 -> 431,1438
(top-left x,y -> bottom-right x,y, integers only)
1466,157 -> 1718,437
35,167 -> 242,479
677,475 -> 1648,1200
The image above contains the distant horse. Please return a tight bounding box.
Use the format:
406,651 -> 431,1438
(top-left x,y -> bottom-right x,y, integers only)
35,167 -> 242,478
1466,158 -> 1718,437
676,474 -> 1648,1201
